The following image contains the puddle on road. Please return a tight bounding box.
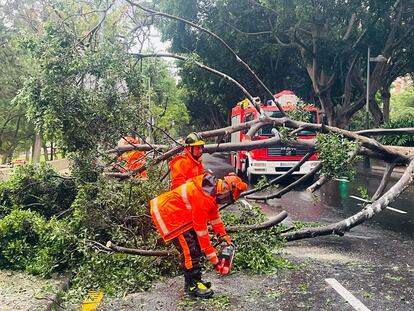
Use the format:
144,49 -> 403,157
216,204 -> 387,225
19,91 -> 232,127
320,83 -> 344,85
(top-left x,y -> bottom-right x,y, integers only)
281,245 -> 362,264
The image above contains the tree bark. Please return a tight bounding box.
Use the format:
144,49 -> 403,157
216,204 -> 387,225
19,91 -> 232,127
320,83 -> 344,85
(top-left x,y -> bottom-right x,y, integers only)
32,133 -> 42,164
42,143 -> 49,161
381,87 -> 391,123
106,241 -> 178,257
371,162 -> 396,201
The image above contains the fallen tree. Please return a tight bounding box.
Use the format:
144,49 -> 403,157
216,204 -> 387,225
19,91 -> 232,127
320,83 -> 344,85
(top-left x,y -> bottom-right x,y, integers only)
100,0 -> 414,257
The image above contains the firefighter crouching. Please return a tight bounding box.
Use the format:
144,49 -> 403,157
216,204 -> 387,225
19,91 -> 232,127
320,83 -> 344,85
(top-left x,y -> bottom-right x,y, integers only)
116,136 -> 147,178
150,173 -> 247,298
169,132 -> 205,190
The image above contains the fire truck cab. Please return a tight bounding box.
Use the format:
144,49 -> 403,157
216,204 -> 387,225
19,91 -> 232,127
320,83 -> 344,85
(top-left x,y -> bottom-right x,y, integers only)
230,90 -> 320,183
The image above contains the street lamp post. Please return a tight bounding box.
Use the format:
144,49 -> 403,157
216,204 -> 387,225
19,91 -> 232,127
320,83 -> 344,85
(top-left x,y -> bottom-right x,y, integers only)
363,48 -> 371,168
363,47 -> 388,169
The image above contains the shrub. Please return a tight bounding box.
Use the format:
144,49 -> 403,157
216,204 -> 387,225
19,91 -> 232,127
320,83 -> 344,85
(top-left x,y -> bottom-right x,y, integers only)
0,210 -> 44,270
0,209 -> 80,275
0,163 -> 77,219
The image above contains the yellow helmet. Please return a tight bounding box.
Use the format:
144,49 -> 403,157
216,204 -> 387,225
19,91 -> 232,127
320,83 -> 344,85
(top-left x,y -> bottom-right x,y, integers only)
185,132 -> 205,146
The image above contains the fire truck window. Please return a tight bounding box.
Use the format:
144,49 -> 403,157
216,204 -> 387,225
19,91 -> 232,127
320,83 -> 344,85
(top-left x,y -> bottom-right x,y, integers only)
297,111 -> 317,135
260,110 -> 318,136
243,113 -> 254,122
259,124 -> 276,136
265,111 -> 283,118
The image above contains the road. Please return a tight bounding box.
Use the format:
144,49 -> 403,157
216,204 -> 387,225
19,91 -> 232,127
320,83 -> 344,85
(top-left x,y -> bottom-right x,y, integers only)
205,152 -> 414,239
100,153 -> 414,310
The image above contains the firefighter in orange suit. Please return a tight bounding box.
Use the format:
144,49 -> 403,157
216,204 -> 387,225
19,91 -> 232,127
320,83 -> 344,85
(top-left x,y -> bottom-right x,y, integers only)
169,132 -> 205,190
150,173 -> 247,298
117,136 -> 147,177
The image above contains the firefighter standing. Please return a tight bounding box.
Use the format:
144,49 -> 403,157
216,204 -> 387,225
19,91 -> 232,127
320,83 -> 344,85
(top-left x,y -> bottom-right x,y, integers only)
169,132 -> 205,190
150,173 -> 247,298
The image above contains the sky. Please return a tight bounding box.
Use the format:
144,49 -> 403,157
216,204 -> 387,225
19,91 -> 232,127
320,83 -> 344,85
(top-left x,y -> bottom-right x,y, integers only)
143,27 -> 180,81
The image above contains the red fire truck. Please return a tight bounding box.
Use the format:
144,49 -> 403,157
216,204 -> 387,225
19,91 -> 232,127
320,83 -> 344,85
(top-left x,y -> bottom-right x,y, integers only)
230,90 -> 320,183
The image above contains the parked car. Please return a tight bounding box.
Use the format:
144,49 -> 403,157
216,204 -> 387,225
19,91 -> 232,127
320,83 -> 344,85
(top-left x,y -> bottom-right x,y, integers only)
10,159 -> 27,166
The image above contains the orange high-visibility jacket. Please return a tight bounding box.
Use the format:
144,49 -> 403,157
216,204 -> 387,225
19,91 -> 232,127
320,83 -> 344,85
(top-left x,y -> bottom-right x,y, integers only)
150,174 -> 226,251
117,137 -> 147,177
169,148 -> 204,190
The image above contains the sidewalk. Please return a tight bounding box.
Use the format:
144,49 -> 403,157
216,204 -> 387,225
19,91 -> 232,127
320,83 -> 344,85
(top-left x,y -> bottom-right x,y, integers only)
0,270 -> 68,311
0,159 -> 70,182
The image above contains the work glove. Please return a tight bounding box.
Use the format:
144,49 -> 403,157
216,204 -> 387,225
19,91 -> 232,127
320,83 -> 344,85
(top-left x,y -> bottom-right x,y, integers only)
205,246 -> 218,265
218,234 -> 232,246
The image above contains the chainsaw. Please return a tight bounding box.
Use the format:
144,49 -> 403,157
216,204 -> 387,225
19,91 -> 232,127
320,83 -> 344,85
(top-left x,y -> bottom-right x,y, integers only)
215,244 -> 235,275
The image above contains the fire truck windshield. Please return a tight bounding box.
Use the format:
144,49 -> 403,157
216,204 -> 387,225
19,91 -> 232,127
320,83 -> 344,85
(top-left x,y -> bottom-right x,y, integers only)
259,110 -> 317,136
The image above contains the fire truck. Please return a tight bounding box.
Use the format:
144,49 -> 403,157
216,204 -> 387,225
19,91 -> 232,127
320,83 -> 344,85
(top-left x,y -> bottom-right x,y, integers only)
230,90 -> 320,183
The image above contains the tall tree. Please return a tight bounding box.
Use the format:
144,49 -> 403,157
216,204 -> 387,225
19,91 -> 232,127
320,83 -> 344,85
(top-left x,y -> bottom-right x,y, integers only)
0,20 -> 34,163
155,0 -> 414,128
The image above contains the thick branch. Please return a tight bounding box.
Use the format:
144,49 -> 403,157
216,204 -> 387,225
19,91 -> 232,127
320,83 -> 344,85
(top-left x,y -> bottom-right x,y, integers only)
356,128 -> 414,136
106,213 -> 288,257
225,211 -> 288,232
371,162 -> 396,201
106,117 -> 411,179
342,13 -> 356,41
107,144 -> 168,154
222,20 -> 273,36
282,159 -> 414,241
106,241 -> 178,256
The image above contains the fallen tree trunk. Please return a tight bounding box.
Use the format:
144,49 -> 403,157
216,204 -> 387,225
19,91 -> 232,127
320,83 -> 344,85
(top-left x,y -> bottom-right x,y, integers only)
282,159 -> 414,241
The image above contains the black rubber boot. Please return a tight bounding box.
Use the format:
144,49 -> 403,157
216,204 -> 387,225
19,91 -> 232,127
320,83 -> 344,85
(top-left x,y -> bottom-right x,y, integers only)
200,280 -> 212,288
185,280 -> 214,298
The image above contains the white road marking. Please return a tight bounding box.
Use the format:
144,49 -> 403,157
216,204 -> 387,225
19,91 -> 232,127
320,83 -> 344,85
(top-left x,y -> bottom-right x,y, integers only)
384,206 -> 408,214
349,195 -> 370,203
349,195 -> 407,214
325,278 -> 371,311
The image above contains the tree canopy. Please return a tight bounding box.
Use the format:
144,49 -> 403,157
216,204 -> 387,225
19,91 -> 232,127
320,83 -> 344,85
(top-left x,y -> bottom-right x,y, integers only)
155,0 -> 414,128
1,0 -> 189,167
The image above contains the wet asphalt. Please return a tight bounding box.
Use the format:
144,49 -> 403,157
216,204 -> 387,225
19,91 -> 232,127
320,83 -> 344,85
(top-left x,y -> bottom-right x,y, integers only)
98,153 -> 414,311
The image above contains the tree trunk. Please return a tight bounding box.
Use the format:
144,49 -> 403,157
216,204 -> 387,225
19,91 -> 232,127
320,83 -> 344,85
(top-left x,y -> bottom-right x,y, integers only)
381,87 -> 391,123
50,141 -> 54,160
32,133 -> 42,164
25,149 -> 31,162
1,154 -> 8,164
42,143 -> 49,161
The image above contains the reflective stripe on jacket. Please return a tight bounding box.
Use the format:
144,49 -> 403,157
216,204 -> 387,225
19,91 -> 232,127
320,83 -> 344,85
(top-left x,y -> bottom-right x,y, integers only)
169,148 -> 204,190
150,174 -> 226,251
